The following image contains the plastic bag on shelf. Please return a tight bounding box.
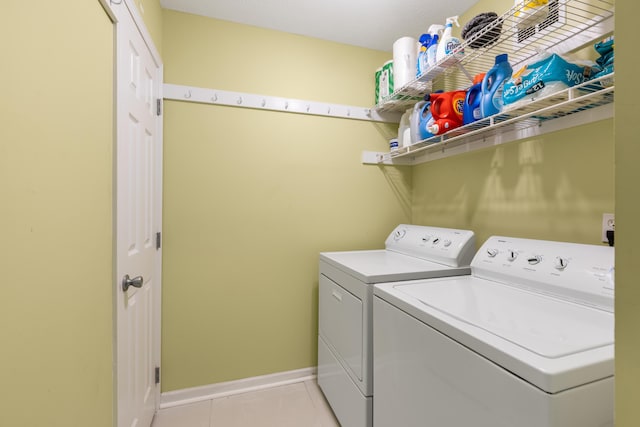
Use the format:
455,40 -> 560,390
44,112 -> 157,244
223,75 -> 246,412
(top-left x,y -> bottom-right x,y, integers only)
502,50 -> 600,111
590,37 -> 614,88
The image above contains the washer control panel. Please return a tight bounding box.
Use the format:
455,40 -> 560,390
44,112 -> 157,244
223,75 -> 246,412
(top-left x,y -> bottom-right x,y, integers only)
472,236 -> 615,311
385,224 -> 476,268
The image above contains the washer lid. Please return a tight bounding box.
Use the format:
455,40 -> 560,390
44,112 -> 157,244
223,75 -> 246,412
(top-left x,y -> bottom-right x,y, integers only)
395,277 -> 613,358
375,276 -> 614,393
320,250 -> 470,284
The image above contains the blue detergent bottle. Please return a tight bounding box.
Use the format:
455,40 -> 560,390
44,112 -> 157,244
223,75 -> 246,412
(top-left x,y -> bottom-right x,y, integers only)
463,73 -> 485,125
481,54 -> 513,118
418,101 -> 435,140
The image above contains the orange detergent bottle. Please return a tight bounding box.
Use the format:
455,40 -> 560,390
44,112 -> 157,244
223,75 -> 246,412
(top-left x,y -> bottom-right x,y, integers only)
427,90 -> 466,135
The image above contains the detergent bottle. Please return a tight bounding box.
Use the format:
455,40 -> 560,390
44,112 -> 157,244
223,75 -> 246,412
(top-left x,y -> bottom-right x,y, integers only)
481,54 -> 513,118
410,100 -> 435,143
425,25 -> 443,68
410,101 -> 426,143
416,34 -> 431,77
463,73 -> 485,125
427,90 -> 466,135
436,16 -> 463,63
417,101 -> 436,141
398,108 -> 413,148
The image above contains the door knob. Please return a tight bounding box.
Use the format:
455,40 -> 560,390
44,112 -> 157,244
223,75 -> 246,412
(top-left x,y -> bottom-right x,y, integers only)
122,274 -> 144,291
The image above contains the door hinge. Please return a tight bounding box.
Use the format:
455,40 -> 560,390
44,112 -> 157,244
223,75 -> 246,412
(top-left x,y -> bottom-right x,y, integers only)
155,366 -> 160,385
156,98 -> 162,116
156,232 -> 162,250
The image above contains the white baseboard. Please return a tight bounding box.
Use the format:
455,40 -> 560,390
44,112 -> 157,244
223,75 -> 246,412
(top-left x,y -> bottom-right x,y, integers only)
160,367 -> 317,409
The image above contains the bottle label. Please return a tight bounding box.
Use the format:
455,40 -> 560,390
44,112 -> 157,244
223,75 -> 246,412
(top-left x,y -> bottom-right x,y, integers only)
445,39 -> 461,55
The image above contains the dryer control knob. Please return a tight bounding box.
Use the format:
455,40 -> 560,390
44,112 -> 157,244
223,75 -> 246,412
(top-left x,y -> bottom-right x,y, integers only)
554,257 -> 569,270
394,229 -> 407,241
486,249 -> 499,258
422,235 -> 431,243
507,250 -> 518,262
443,240 -> 452,247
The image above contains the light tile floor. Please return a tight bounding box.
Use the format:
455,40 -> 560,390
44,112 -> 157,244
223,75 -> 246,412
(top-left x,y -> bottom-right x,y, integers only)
151,380 -> 340,427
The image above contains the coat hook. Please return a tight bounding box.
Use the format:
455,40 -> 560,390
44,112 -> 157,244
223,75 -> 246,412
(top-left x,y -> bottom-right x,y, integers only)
211,94 -> 218,102
237,96 -> 243,105
365,109 -> 371,117
327,106 -> 331,114
347,109 -> 351,117
306,104 -> 311,112
261,99 -> 266,107
184,90 -> 192,99
285,101 -> 289,110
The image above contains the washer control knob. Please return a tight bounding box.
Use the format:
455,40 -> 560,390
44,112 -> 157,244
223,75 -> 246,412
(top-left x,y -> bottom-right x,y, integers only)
606,267 -> 615,287
486,249 -> 499,258
507,250 -> 518,262
554,257 -> 569,270
527,255 -> 542,265
432,238 -> 440,245
421,235 -> 431,243
443,240 -> 452,247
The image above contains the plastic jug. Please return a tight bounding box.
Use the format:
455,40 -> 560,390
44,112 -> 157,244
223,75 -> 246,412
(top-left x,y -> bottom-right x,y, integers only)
410,101 -> 425,143
481,54 -> 513,118
463,73 -> 486,125
428,90 -> 466,135
398,108 -> 412,148
410,101 -> 435,142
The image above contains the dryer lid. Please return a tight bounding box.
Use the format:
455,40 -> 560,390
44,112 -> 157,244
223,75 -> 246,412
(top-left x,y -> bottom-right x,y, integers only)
320,250 -> 470,284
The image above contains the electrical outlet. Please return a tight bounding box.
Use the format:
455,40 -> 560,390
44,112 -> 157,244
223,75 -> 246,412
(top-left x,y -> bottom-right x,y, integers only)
602,213 -> 615,243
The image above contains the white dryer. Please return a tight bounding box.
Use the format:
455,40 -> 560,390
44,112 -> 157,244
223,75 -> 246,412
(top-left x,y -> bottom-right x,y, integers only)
374,236 -> 615,427
318,224 -> 475,427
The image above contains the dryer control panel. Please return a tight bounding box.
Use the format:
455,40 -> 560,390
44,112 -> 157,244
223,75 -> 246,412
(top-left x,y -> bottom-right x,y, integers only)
385,224 -> 475,268
472,236 -> 614,312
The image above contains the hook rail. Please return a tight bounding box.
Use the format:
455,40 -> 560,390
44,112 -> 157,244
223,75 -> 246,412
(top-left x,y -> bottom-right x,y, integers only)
163,83 -> 400,123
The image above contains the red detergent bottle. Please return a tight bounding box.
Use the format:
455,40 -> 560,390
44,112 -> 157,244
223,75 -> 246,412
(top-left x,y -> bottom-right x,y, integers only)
427,90 -> 466,135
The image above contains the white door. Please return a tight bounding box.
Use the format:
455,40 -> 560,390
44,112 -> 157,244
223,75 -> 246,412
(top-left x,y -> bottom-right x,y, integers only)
111,1 -> 163,426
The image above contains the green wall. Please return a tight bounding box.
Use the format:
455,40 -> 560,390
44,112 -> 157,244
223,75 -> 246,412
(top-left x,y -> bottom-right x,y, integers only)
0,1 -> 114,426
614,1 -> 640,425
161,11 -> 410,391
412,120 -> 614,245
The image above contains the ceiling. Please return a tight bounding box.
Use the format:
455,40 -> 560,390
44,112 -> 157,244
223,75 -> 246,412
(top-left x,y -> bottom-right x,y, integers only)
159,0 -> 481,52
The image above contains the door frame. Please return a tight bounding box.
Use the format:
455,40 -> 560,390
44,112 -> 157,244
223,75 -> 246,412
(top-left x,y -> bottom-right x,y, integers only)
100,0 -> 163,424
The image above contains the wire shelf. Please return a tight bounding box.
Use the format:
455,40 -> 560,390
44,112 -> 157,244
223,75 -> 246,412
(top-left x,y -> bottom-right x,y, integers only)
378,72 -> 614,163
375,0 -> 614,114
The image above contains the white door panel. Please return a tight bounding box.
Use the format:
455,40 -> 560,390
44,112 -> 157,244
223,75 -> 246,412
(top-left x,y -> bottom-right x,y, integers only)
111,0 -> 162,426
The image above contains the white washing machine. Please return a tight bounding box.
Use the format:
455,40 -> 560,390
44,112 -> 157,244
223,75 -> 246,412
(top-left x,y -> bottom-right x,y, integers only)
318,224 -> 476,427
373,236 -> 615,427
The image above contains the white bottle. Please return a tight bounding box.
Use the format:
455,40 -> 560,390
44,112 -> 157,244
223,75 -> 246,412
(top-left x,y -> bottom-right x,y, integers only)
398,108 -> 413,148
436,16 -> 463,63
426,24 -> 444,68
